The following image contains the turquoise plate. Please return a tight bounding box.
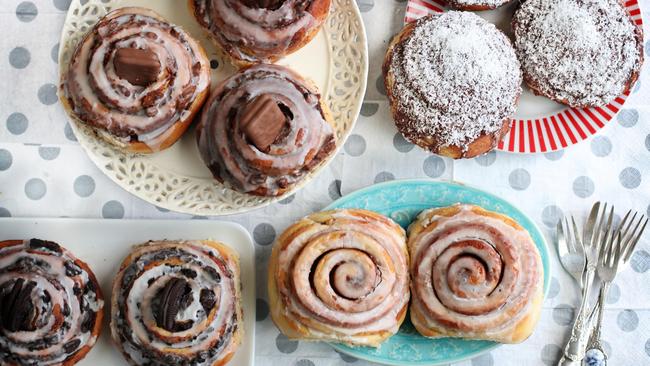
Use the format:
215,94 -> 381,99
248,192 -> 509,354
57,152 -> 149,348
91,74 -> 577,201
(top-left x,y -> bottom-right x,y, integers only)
325,179 -> 550,366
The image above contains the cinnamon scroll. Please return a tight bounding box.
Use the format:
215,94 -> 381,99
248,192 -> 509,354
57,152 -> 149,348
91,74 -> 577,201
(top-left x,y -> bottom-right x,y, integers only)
62,7 -> 211,153
190,0 -> 332,66
110,240 -> 243,366
0,239 -> 104,366
197,64 -> 336,197
268,209 -> 409,347
407,205 -> 543,343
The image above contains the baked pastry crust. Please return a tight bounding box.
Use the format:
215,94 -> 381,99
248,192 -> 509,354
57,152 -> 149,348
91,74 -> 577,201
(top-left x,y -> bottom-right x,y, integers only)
447,0 -> 511,11
61,7 -> 211,154
196,64 -> 336,197
407,205 -> 544,344
512,0 -> 644,108
383,12 -> 521,159
189,0 -> 331,67
0,239 -> 104,366
268,209 -> 409,347
110,240 -> 243,366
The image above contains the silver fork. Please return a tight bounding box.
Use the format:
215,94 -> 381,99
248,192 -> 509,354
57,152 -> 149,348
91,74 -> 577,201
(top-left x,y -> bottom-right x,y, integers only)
558,202 -> 614,366
557,216 -> 586,288
584,211 -> 648,365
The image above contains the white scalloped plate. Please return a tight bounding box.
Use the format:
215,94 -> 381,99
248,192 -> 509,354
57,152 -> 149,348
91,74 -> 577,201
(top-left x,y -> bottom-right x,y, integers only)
57,0 -> 368,215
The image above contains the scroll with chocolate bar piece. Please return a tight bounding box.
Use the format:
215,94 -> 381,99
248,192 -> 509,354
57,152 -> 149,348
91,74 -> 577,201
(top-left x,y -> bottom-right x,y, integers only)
196,64 -> 336,197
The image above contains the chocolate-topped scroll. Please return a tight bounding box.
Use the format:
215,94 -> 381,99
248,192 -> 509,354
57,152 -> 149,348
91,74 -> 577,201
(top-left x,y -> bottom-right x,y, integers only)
0,239 -> 104,366
110,240 -> 243,366
197,64 -> 336,197
189,0 -> 332,65
62,7 -> 211,154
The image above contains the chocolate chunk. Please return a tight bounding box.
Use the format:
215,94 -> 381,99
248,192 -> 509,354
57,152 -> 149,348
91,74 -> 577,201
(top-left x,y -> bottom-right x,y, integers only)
240,94 -> 288,152
157,278 -> 189,331
1,279 -> 37,332
113,48 -> 161,86
81,311 -> 96,333
65,261 -> 82,277
29,239 -> 62,254
242,0 -> 285,9
200,289 -> 216,313
63,339 -> 81,354
180,268 -> 197,279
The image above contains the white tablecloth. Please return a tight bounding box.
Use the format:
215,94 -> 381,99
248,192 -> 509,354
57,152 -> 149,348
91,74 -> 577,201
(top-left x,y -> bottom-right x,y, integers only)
1,0 -> 649,365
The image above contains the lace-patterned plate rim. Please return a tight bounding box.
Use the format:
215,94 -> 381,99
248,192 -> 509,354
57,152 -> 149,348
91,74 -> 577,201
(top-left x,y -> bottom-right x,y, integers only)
404,0 -> 643,154
325,179 -> 550,366
56,0 -> 368,216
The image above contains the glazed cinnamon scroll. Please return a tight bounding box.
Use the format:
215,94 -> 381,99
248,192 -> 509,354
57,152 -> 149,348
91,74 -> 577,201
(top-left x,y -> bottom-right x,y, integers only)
63,7 -> 211,153
408,205 -> 543,344
268,209 -> 409,347
190,0 -> 332,65
110,240 -> 243,366
0,239 -> 104,366
197,64 -> 336,197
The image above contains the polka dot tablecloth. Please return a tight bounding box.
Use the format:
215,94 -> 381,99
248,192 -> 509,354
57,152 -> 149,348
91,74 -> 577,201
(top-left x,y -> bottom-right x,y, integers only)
1,1 -> 649,365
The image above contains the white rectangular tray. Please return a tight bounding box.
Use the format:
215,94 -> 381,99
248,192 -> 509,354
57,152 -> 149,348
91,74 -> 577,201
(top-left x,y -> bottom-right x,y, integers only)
0,218 -> 255,366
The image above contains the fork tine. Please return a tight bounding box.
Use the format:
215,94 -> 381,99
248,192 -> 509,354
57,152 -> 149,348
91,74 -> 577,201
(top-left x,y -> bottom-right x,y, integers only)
570,216 -> 581,253
623,216 -> 648,263
584,201 -> 601,247
557,219 -> 568,257
592,202 -> 608,249
621,211 -> 638,243
612,231 -> 623,267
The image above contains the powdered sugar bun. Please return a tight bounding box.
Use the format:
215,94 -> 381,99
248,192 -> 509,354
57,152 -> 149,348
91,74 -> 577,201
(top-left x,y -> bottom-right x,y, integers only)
383,12 -> 522,159
513,0 -> 644,108
447,0 -> 511,11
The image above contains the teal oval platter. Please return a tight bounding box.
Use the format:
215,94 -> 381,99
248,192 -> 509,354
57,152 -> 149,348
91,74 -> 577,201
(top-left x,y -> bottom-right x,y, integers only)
324,179 -> 550,366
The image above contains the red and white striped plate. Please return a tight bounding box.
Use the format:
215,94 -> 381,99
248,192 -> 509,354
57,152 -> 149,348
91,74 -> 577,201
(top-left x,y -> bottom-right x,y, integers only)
404,0 -> 643,153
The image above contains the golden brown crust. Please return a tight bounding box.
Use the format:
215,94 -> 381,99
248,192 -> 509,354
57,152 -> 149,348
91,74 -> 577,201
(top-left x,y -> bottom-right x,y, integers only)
268,209 -> 409,347
383,17 -> 514,159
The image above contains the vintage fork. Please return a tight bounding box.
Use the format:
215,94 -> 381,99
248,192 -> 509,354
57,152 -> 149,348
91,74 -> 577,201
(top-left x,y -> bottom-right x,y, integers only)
558,202 -> 614,366
584,211 -> 648,365
557,216 -> 586,288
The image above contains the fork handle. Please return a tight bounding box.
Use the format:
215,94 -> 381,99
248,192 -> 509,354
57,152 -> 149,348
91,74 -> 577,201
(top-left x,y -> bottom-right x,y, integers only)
557,266 -> 596,366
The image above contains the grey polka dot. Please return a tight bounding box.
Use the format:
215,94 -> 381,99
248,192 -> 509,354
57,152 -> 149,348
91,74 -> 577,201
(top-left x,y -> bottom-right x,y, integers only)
356,0 -> 374,12
619,167 -> 641,189
617,109 -> 638,127
344,134 -> 366,157
38,83 -> 58,105
645,339 -> 650,357
601,340 -> 612,357
548,277 -> 560,299
102,200 -> 125,219
256,298 -> 269,321
393,133 -> 414,153
73,175 -> 95,197
155,205 -> 170,213
253,223 -> 275,246
645,134 -> 650,152
38,147 -> 60,160
541,344 -> 562,366
295,360 -> 315,366
279,194 -> 295,205
471,352 -> 494,366
552,305 -> 575,326
475,151 -> 496,166
51,43 -> 59,63
53,0 -> 71,11
16,2 -> 37,22
9,47 -> 30,69
573,176 -> 595,198
590,136 -> 612,157
423,156 -> 445,178
328,179 -> 342,201
374,171 -> 394,183
0,207 -> 11,217
25,178 -> 46,200
544,150 -> 564,161
275,333 -> 298,353
0,149 -> 13,171
6,112 -> 28,135
606,282 -> 620,304
509,169 -> 531,190
630,250 -> 650,273
541,205 -> 563,228
634,79 -> 642,93
64,123 -> 77,141
360,102 -> 379,117
336,350 -> 358,363
376,75 -> 386,96
617,309 -> 639,332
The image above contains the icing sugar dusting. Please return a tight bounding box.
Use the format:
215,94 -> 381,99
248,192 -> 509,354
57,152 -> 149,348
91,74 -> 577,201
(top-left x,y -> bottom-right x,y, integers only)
389,12 -> 521,149
514,0 -> 641,107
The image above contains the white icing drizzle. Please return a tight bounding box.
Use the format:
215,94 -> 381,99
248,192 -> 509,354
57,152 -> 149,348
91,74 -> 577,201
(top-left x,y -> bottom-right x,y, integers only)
387,12 -> 521,150
513,0 -> 642,107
